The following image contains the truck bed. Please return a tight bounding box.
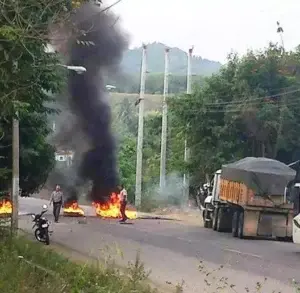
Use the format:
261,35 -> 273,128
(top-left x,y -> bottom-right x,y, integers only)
219,178 -> 293,210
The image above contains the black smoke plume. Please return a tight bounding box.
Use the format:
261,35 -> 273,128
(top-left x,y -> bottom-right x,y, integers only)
49,2 -> 127,203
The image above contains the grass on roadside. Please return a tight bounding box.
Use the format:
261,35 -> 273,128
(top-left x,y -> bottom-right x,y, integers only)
0,229 -> 157,293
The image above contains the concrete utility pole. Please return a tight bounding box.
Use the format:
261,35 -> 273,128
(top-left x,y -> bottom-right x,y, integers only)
186,47 -> 193,94
183,47 -> 193,202
274,21 -> 286,157
277,21 -> 285,50
135,44 -> 147,207
159,48 -> 170,190
11,113 -> 19,234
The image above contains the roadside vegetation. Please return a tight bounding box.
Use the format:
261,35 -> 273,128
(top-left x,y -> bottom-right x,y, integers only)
2,232 -> 296,293
0,229 -> 156,293
1,227 -> 289,293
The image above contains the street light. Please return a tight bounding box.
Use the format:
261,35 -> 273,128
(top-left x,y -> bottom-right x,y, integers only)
106,84 -> 116,91
44,44 -> 87,74
59,64 -> 87,74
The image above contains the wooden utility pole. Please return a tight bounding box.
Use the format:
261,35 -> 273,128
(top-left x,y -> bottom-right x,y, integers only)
159,48 -> 170,190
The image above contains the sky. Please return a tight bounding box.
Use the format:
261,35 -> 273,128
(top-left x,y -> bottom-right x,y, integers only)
106,0 -> 300,63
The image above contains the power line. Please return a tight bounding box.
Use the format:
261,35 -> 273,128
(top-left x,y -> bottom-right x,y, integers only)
203,88 -> 300,106
168,89 -> 300,113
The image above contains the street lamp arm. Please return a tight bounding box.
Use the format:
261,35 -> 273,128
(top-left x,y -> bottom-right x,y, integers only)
58,64 -> 87,73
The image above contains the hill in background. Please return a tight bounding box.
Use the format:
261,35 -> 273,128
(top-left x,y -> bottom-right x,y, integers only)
121,42 -> 222,76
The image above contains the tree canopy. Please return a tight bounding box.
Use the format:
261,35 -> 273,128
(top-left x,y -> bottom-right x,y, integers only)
0,0 -> 87,194
169,43 -> 300,187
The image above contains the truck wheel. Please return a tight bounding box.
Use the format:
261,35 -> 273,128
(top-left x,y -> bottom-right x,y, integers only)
237,212 -> 244,239
232,211 -> 239,237
212,208 -> 218,231
216,208 -> 223,232
203,209 -> 209,228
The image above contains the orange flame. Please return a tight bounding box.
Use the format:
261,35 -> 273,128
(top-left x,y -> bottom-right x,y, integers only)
0,198 -> 12,215
63,201 -> 84,216
93,193 -> 137,219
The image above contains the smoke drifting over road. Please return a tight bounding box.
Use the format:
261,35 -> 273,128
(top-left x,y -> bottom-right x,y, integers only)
50,2 -> 127,202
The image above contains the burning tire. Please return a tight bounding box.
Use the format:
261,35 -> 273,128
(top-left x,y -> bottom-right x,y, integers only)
63,201 -> 84,217
93,193 -> 137,220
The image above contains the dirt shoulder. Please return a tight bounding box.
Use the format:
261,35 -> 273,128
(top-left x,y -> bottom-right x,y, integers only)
146,206 -> 203,226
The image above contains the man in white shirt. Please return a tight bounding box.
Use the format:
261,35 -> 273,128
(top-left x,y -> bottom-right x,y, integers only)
49,185 -> 64,223
119,184 -> 128,222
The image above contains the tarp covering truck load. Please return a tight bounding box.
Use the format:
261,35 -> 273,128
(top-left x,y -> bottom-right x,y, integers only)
202,157 -> 295,240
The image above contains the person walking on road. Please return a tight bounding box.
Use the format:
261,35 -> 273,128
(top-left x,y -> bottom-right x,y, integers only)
49,185 -> 64,223
119,184 -> 128,222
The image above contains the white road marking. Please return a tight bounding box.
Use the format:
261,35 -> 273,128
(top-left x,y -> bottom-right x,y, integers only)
223,248 -> 262,259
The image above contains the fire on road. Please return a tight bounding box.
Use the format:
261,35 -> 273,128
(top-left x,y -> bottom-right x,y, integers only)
61,193 -> 137,219
93,193 -> 137,219
0,198 -> 12,216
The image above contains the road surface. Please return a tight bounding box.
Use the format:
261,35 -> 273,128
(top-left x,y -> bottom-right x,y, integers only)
18,197 -> 300,293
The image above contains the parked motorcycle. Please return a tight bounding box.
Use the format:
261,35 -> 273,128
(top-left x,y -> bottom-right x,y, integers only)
31,204 -> 51,245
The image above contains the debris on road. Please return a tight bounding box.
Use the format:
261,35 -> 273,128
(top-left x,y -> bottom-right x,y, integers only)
78,217 -> 87,224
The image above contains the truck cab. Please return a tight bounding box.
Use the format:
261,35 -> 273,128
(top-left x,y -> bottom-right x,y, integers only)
202,169 -> 222,228
211,169 -> 221,203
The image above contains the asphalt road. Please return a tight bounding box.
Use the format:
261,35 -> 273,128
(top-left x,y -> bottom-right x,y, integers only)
18,197 -> 300,293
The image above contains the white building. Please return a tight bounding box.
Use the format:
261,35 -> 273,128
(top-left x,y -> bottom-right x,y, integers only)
55,150 -> 74,167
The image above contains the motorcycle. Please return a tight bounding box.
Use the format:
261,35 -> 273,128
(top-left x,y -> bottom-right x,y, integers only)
31,204 -> 51,245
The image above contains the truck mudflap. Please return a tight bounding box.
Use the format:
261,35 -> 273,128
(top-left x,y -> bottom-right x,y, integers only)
243,210 -> 292,238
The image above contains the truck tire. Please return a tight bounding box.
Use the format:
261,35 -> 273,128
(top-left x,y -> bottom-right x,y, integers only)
203,209 -> 209,228
232,211 -> 239,237
237,211 -> 244,239
212,208 -> 218,231
216,208 -> 223,232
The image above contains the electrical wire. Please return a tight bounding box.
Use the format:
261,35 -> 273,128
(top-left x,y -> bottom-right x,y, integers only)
168,90 -> 300,113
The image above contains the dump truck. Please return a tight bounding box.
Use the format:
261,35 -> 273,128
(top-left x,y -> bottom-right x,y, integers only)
202,157 -> 295,240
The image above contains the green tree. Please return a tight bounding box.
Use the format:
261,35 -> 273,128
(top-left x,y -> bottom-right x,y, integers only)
0,0 -> 86,193
169,43 -> 300,187
143,111 -> 162,186
117,136 -> 136,202
0,113 -> 56,195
